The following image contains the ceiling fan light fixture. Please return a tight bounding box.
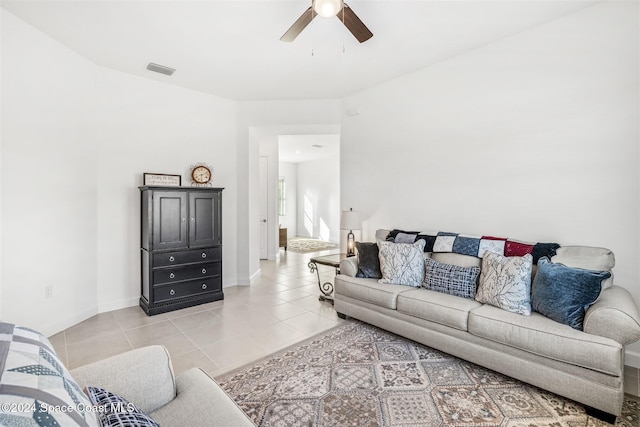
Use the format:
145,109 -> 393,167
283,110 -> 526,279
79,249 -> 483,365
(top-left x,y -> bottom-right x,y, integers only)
312,0 -> 343,18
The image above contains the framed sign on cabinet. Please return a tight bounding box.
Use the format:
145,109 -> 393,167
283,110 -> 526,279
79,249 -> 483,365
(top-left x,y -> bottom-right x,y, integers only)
143,173 -> 181,187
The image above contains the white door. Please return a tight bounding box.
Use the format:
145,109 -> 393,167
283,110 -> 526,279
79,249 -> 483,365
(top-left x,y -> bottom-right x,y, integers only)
259,156 -> 268,259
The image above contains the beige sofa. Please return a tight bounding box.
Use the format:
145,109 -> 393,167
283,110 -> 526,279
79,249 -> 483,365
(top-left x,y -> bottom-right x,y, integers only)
334,230 -> 640,421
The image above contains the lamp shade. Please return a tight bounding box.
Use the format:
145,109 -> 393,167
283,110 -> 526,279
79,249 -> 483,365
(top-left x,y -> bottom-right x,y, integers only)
313,0 -> 343,18
340,209 -> 362,231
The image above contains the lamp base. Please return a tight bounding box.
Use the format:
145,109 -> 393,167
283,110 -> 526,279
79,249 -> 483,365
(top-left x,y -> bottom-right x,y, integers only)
347,230 -> 355,257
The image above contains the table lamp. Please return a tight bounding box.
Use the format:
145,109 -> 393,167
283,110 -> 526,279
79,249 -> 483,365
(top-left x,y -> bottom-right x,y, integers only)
341,208 -> 362,257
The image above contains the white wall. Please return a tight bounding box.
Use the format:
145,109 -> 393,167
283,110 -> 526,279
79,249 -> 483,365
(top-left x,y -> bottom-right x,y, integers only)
341,1 -> 640,364
1,10 -> 238,335
2,10 -> 98,333
296,156 -> 340,243
93,67 -> 238,312
278,162 -> 297,233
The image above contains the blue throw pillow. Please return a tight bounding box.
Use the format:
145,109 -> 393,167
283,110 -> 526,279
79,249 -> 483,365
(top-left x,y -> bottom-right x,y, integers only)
531,257 -> 610,330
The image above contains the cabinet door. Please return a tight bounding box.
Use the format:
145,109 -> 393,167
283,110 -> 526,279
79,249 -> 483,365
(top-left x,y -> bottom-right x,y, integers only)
153,191 -> 188,250
189,191 -> 221,247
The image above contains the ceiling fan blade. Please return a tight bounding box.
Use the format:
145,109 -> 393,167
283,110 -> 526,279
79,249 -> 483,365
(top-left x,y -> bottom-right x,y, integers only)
341,4 -> 373,43
280,7 -> 316,42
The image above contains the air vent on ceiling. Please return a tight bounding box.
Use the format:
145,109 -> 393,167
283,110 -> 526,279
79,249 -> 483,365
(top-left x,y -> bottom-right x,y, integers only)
146,63 -> 175,76
312,144 -> 323,148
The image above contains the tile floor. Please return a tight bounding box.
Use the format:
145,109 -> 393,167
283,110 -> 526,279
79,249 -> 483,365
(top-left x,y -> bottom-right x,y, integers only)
48,248 -> 640,398
48,248 -> 345,378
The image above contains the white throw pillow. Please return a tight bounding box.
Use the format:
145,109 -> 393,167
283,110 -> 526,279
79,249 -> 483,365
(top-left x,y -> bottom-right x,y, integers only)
377,239 -> 426,287
476,252 -> 533,315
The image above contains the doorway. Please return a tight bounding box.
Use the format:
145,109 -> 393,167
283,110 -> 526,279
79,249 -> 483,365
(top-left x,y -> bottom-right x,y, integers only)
255,130 -> 340,262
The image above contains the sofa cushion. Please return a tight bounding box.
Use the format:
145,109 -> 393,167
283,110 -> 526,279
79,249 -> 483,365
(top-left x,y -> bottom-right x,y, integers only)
430,252 -> 481,269
468,304 -> 621,375
394,232 -> 418,243
0,322 -> 100,427
378,239 -> 426,287
476,252 -> 533,315
376,229 -> 392,241
397,288 -> 482,331
422,258 -> 480,299
335,276 -> 414,309
355,242 -> 382,279
152,368 -> 254,426
532,257 -> 609,330
551,246 -> 614,289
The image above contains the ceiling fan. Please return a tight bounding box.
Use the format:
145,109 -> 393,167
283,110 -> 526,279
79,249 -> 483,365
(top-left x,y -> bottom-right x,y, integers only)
281,0 -> 373,43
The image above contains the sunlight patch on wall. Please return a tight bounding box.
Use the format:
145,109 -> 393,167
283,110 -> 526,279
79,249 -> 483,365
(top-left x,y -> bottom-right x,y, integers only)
319,218 -> 330,241
304,195 -> 314,236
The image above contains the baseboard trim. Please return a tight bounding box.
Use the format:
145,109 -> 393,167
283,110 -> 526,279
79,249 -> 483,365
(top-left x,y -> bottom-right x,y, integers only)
98,297 -> 139,314
626,350 -> 640,369
43,305 -> 98,338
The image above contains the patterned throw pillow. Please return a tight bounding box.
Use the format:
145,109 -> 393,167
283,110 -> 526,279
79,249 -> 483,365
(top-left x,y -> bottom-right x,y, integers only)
531,257 -> 609,330
377,239 -> 426,287
85,386 -> 159,427
423,258 -> 480,299
0,322 -> 100,427
476,252 -> 533,315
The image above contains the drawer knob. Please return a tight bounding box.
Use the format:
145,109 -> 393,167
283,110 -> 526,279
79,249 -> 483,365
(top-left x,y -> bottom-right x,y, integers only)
202,268 -> 207,274
169,256 -> 175,262
170,289 -> 176,296
201,253 -> 207,259
169,273 -> 175,279
202,284 -> 207,290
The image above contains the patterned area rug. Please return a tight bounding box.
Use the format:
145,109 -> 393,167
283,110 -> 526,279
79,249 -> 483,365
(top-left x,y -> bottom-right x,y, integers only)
287,238 -> 339,254
218,321 -> 639,427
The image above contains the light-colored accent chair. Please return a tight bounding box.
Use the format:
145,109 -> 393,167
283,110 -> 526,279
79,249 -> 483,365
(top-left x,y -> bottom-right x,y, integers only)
71,345 -> 254,426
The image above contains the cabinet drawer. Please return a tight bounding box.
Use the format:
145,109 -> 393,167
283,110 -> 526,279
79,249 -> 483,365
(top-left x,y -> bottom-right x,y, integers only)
154,247 -> 221,267
154,278 -> 221,303
153,262 -> 220,285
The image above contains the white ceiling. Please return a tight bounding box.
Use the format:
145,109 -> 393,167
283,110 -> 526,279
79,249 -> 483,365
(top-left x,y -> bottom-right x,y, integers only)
279,134 -> 340,163
1,0 -> 598,101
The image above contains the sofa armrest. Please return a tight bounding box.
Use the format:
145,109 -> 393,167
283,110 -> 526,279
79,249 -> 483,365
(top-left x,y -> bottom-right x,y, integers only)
584,285 -> 640,345
70,345 -> 176,414
340,257 -> 359,277
150,368 -> 254,426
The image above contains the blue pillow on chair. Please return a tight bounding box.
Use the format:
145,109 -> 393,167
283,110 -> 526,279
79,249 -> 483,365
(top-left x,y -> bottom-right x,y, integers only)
532,257 -> 610,330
